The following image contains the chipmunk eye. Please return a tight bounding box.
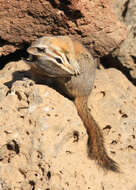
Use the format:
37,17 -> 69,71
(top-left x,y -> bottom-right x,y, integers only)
55,58 -> 63,64
37,47 -> 45,53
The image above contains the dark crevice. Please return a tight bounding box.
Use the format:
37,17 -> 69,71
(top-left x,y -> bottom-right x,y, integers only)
122,0 -> 130,18
100,54 -> 136,85
47,0 -> 83,20
6,140 -> 20,154
29,180 -> 35,190
131,55 -> 136,64
0,44 -> 29,70
0,37 -> 23,47
47,171 -> 51,180
0,38 -> 14,46
73,130 -> 79,142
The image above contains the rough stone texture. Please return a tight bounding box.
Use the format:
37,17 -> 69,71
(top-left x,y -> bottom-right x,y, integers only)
112,0 -> 128,20
0,60 -> 136,189
110,1 -> 136,83
0,0 -> 127,57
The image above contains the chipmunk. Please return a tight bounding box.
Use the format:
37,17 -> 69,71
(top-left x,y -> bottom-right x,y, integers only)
24,36 -> 119,172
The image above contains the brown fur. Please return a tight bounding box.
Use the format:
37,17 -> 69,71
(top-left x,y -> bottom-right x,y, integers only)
75,96 -> 119,172
26,36 -> 119,172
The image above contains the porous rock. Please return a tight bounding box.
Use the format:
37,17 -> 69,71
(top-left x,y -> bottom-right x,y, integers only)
0,60 -> 136,189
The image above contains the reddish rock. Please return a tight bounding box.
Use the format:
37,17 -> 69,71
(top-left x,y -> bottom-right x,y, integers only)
0,0 -> 127,56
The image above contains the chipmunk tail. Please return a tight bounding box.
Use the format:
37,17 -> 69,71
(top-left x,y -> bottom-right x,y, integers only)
74,96 -> 120,172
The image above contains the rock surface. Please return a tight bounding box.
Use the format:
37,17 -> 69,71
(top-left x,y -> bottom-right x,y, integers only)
109,1 -> 136,84
0,60 -> 136,189
0,0 -> 127,56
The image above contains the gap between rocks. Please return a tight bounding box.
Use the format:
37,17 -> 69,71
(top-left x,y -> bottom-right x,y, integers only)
0,45 -> 135,86
0,45 -> 29,70
100,54 -> 136,86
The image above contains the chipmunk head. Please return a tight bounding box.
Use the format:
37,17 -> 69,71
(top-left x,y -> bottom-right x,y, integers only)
25,36 -> 80,77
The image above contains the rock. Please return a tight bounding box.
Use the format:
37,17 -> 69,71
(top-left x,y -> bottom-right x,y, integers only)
107,1 -> 136,84
0,60 -> 136,189
0,0 -> 127,56
112,0 -> 128,20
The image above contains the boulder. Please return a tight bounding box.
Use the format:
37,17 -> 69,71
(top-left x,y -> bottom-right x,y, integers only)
0,0 -> 127,56
0,60 -> 136,189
